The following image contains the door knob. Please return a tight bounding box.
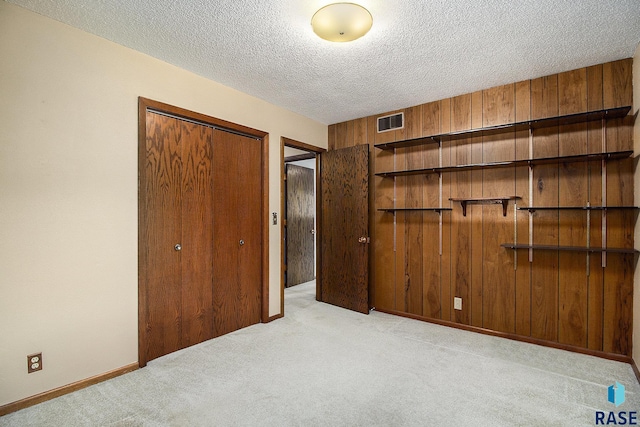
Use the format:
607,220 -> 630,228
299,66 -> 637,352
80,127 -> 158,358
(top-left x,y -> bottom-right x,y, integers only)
175,244 -> 182,251
239,240 -> 245,246
358,237 -> 370,244
310,229 -> 316,234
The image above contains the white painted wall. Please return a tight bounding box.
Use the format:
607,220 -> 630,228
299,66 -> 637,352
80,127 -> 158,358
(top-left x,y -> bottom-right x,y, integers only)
0,2 -> 326,406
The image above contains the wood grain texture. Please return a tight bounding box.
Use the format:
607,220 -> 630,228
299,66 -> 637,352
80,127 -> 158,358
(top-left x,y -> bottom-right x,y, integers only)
180,120 -> 214,348
530,75 -> 560,341
321,144 -> 370,314
451,94 -> 472,324
139,98 -> 267,367
399,106 -> 424,315
603,151 -> 634,355
514,80 -> 531,336
394,117 -> 408,312
143,112 -> 184,362
213,130 -> 262,336
557,69 -> 588,347
327,124 -> 337,151
470,91 -> 484,328
286,164 -> 315,287
603,59 -> 633,109
481,85 -> 516,333
353,117 -> 368,146
422,102 -> 443,318
602,60 -> 633,355
440,99 -> 452,321
236,132 -> 263,331
334,121 -> 350,151
344,58 -> 633,357
373,114 -> 397,310
586,64 -> 604,351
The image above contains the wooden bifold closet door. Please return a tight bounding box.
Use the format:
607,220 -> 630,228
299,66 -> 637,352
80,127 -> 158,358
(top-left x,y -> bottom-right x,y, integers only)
140,111 -> 262,366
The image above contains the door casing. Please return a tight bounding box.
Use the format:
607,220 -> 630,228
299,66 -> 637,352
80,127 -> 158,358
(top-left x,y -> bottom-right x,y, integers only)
280,137 -> 326,317
285,163 -> 316,287
138,97 -> 269,367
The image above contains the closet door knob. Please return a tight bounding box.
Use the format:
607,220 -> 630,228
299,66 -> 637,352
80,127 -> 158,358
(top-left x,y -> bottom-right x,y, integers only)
239,240 -> 245,246
174,244 -> 182,251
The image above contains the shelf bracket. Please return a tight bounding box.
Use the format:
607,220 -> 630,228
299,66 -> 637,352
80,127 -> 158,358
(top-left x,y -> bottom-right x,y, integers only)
501,199 -> 509,217
460,200 -> 468,217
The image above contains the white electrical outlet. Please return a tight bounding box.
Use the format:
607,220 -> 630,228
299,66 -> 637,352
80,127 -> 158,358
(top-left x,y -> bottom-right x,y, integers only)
454,297 -> 462,311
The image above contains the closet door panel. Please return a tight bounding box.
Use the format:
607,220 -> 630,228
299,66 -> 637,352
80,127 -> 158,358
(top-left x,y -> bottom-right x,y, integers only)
212,130 -> 262,336
212,130 -> 240,337
143,112 -> 183,361
236,134 -> 263,329
180,121 -> 214,347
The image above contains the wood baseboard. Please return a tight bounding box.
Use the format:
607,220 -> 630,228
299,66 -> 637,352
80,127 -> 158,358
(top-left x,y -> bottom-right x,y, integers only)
0,363 -> 138,416
631,358 -> 640,385
375,307 -> 633,364
267,313 -> 283,322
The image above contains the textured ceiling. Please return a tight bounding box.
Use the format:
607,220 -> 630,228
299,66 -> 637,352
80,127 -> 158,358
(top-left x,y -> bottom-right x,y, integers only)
7,0 -> 640,124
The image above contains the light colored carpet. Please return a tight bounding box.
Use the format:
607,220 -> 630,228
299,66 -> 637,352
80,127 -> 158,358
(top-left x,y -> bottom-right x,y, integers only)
1,280 -> 638,426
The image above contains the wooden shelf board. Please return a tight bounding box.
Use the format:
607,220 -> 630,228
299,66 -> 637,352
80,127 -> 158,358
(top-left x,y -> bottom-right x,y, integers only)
518,206 -> 639,212
449,196 -> 521,217
374,136 -> 438,151
501,243 -> 638,254
375,150 -> 633,178
377,207 -> 452,212
374,106 -> 631,151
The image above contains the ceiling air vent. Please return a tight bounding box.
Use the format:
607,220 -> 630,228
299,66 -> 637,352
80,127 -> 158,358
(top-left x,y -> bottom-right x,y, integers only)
377,112 -> 404,133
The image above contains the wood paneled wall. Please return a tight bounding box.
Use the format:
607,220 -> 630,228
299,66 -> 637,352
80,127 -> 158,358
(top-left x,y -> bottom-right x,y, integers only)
328,59 -> 634,357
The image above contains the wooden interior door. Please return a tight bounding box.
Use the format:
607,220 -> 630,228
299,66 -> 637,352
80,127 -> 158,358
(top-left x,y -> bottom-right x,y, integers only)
141,112 -> 214,363
320,144 -> 370,314
286,164 -> 315,287
212,129 -> 262,336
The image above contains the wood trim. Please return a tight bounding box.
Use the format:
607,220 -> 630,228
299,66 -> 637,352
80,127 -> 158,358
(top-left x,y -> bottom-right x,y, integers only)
315,154 -> 322,303
282,137 -> 326,154
267,313 -> 284,322
139,97 -> 269,367
280,137 -> 326,317
631,358 -> 640,385
0,363 -> 138,416
280,140 -> 286,317
261,134 -> 270,323
138,98 -> 149,368
375,307 -> 633,364
139,97 -> 267,138
285,153 -> 316,163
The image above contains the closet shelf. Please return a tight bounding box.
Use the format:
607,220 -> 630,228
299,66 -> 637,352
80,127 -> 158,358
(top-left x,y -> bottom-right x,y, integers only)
374,106 -> 631,150
518,206 -> 639,212
450,196 -> 521,217
375,150 -> 633,178
378,207 -> 452,213
501,243 -> 638,254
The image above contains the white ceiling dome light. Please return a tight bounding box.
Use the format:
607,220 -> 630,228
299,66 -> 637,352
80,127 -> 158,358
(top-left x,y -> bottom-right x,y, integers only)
311,3 -> 373,42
